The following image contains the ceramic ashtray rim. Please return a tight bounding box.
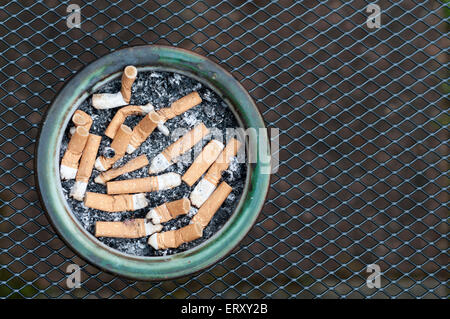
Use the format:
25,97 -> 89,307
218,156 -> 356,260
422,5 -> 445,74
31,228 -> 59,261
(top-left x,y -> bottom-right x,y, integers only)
36,45 -> 271,280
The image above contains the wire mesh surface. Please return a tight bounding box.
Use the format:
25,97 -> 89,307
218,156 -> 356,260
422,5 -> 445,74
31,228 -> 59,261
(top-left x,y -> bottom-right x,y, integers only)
0,0 -> 448,298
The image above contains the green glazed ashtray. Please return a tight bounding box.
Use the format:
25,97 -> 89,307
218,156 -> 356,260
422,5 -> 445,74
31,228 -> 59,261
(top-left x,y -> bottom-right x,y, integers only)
36,45 -> 270,280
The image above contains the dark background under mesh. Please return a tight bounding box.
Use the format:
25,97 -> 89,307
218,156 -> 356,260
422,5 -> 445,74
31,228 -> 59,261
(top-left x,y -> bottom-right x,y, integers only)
0,0 -> 448,298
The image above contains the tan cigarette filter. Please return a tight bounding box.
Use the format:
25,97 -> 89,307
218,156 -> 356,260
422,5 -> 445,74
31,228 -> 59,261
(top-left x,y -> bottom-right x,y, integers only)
120,65 -> 138,103
127,111 -> 161,153
148,222 -> 203,250
84,192 -> 148,212
204,138 -> 241,185
60,126 -> 89,180
105,104 -> 153,139
95,219 -> 162,238
75,134 -> 101,183
157,91 -> 202,121
146,198 -> 191,224
70,134 -> 102,201
191,181 -> 232,228
106,172 -> 181,194
72,110 -> 93,131
95,124 -> 132,171
182,140 -> 224,187
149,123 -> 210,174
163,123 -> 209,161
95,154 -> 148,185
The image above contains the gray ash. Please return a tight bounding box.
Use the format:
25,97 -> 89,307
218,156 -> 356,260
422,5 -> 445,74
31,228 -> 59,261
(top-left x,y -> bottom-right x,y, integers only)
59,70 -> 246,257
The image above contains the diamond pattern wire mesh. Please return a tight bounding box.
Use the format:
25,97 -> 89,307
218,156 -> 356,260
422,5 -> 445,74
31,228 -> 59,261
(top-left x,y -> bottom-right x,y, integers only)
0,0 -> 448,298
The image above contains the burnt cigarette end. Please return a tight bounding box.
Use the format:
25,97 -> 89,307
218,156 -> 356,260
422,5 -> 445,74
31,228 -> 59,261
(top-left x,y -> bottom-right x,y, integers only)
102,147 -> 116,159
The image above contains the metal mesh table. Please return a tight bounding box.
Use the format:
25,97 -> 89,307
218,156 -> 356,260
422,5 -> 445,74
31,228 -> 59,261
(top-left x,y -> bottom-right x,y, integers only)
0,0 -> 448,298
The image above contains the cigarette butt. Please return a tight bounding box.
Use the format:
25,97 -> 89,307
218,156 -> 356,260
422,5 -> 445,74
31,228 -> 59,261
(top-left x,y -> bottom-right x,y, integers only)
75,134 -> 101,183
190,139 -> 241,207
95,154 -> 148,185
105,104 -> 153,139
149,123 -> 209,174
163,123 -> 209,161
170,91 -> 202,116
146,198 -> 191,224
127,111 -> 161,153
111,124 -> 132,153
95,124 -> 132,171
60,126 -> 89,180
120,65 -> 137,103
92,66 -> 137,109
72,110 -> 93,131
72,111 -> 93,133
148,222 -> 203,250
182,140 -> 224,187
204,138 -> 241,185
191,181 -> 232,228
106,172 -> 181,194
156,91 -> 202,121
70,134 -> 102,201
84,192 -> 148,212
95,219 -> 162,238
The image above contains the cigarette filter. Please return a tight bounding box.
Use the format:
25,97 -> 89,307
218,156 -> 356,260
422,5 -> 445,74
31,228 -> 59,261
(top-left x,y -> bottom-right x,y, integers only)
154,92 -> 202,136
95,124 -> 132,171
157,92 -> 202,121
120,65 -> 138,103
84,192 -> 148,212
146,198 -> 191,224
105,104 -> 154,139
148,222 -> 203,250
95,154 -> 148,185
191,181 -> 232,228
182,139 -> 224,187
92,65 -> 137,109
60,126 -> 89,180
106,172 -> 181,195
190,138 -> 241,207
126,111 -> 162,154
95,219 -> 162,238
70,134 -> 102,201
149,123 -> 209,174
71,110 -> 93,132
